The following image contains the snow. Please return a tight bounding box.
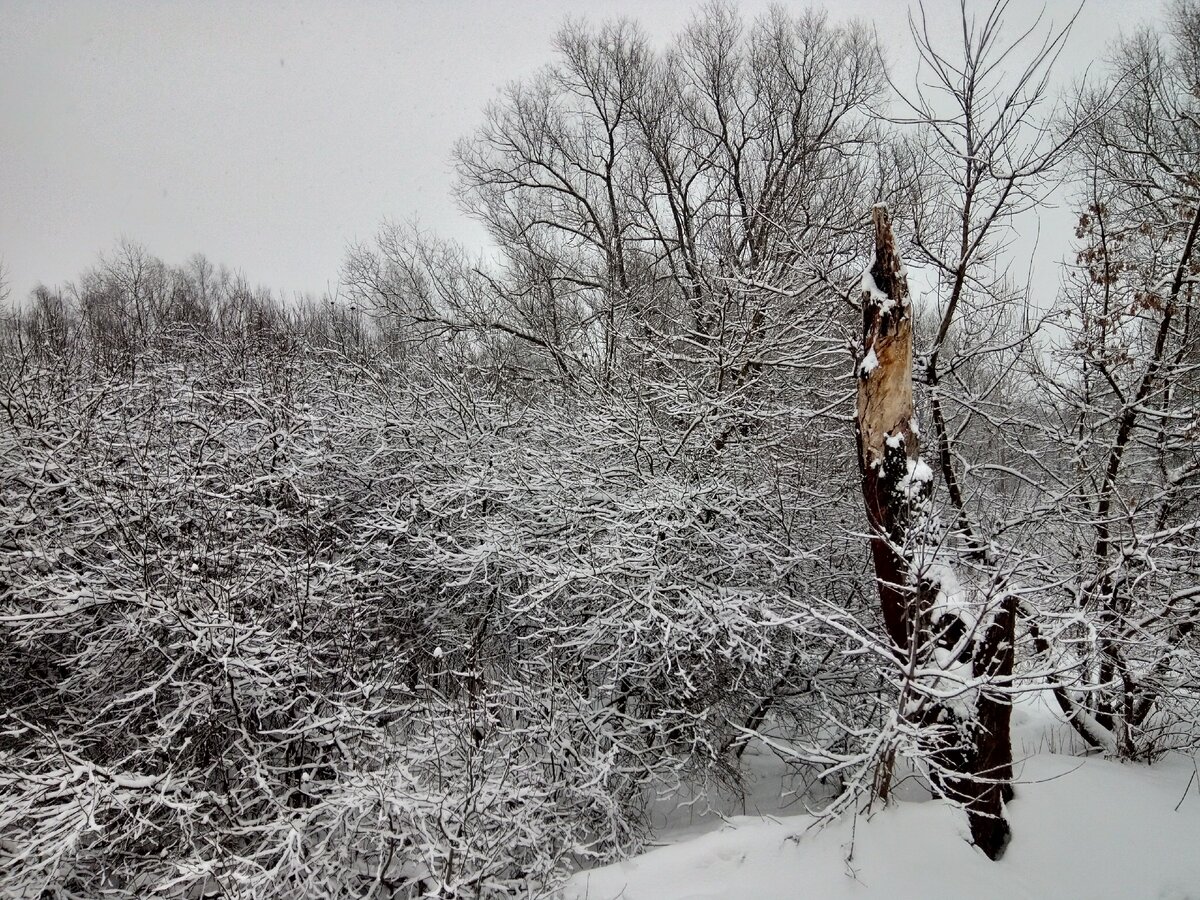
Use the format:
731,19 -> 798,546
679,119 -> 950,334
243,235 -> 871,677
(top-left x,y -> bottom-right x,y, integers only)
858,347 -> 879,378
860,269 -> 896,315
565,699 -> 1200,900
897,457 -> 933,499
567,754 -> 1200,900
922,561 -> 971,627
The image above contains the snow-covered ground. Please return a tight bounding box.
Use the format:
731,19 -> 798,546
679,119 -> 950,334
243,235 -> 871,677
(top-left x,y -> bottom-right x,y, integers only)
565,698 -> 1200,900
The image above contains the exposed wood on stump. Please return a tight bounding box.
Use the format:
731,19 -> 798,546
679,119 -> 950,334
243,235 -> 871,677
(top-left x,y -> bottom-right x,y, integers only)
854,204 -> 1014,861
855,205 -> 921,656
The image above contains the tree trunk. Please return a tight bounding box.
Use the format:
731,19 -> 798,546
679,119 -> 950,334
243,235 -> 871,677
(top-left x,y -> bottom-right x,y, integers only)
854,204 -> 1014,860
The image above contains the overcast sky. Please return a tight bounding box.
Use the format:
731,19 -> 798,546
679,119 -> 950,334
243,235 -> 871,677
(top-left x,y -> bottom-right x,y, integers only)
0,0 -> 1165,303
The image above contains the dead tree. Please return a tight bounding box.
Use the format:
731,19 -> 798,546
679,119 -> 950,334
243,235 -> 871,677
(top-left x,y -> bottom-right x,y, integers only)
855,204 -> 1015,860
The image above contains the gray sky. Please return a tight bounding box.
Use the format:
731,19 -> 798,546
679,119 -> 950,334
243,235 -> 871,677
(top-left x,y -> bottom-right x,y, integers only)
0,0 -> 1165,303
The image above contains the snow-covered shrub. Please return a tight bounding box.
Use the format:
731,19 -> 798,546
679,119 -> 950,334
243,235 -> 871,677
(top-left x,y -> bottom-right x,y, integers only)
0,322 -> 613,896
0,278 -> 851,896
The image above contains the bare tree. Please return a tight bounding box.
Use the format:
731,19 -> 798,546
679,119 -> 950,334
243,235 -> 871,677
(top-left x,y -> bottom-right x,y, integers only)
891,0 -> 1082,552
1023,0 -> 1200,758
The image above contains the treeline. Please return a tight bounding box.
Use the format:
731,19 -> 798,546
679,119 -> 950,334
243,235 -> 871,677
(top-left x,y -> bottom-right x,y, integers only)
11,245 -> 374,365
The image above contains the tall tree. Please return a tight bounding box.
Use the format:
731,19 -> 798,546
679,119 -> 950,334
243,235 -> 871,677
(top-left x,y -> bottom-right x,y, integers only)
1024,0 -> 1200,758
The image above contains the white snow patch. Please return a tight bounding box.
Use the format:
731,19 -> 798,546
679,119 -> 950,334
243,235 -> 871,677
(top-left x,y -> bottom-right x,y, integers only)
897,458 -> 933,499
566,743 -> 1200,900
858,347 -> 879,378
860,269 -> 897,315
922,562 -> 968,622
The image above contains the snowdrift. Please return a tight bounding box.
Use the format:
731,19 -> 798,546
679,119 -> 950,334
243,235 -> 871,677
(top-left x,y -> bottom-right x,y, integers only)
567,706 -> 1200,900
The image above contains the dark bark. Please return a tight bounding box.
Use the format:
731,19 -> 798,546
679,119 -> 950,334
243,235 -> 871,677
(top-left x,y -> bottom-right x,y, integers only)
943,593 -> 1017,860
